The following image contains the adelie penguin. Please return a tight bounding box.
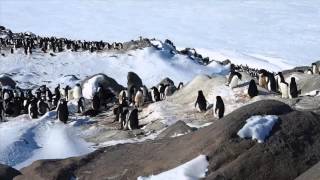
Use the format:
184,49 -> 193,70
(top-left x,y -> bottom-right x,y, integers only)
312,63 -> 319,74
151,86 -> 160,102
258,69 -> 269,89
134,89 -> 144,107
227,71 -> 242,89
177,82 -> 184,90
28,99 -> 38,119
72,83 -> 82,100
289,77 -> 298,99
77,97 -> 86,113
92,93 -> 100,112
214,96 -> 225,119
123,108 -> 139,130
195,90 -> 207,112
307,69 -> 313,75
56,99 -> 69,124
267,73 -> 277,92
37,98 -> 50,115
248,79 -> 258,98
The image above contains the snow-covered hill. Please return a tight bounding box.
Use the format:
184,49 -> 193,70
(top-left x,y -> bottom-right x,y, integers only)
1,0 -> 319,67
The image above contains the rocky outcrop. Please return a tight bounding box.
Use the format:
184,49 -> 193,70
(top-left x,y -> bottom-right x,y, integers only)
0,164 -> 21,180
16,100 -> 320,180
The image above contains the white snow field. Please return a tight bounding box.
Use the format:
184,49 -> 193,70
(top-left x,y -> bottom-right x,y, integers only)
0,43 -> 228,89
237,115 -> 279,143
0,112 -> 94,169
138,155 -> 209,180
1,0 -> 320,68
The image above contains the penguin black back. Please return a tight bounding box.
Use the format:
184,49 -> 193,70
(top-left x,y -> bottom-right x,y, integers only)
248,79 -> 258,98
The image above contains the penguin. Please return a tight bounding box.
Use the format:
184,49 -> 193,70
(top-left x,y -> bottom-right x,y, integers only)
77,97 -> 85,113
56,99 -> 69,123
92,93 -> 100,112
72,84 -> 82,100
228,71 -> 242,89
275,72 -> 285,92
307,69 -> 313,75
214,96 -> 225,119
177,82 -> 184,90
28,99 -> 38,119
312,63 -> 319,74
64,85 -> 71,100
258,69 -> 269,89
279,81 -> 289,99
159,84 -> 167,100
119,90 -> 127,105
164,85 -> 176,98
125,108 -> 139,130
134,89 -> 144,107
151,87 -> 160,102
37,98 -> 49,115
195,90 -> 207,112
53,84 -> 61,107
289,77 -> 298,99
267,73 -> 277,92
141,86 -> 150,103
248,79 -> 258,98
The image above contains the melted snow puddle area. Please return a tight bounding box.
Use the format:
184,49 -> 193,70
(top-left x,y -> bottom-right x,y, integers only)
0,112 -> 94,169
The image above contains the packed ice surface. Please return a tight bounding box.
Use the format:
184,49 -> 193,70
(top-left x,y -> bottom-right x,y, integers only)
237,115 -> 279,143
1,0 -> 320,68
0,112 -> 94,169
138,155 -> 208,180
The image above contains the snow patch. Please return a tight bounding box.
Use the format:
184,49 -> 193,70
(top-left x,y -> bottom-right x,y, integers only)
237,115 -> 279,143
138,155 -> 209,180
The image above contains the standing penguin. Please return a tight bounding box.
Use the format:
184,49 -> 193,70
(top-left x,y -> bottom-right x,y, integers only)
77,97 -> 86,113
64,85 -> 72,101
119,90 -> 127,105
312,63 -> 319,74
56,99 -> 69,123
159,84 -> 167,100
279,80 -> 289,99
267,73 -> 277,92
37,98 -> 49,115
307,69 -> 313,75
228,71 -> 242,89
92,93 -> 100,112
53,84 -> 61,107
134,89 -> 144,107
177,82 -> 184,90
289,77 -> 298,99
258,69 -> 269,89
72,84 -> 82,100
275,72 -> 285,92
124,108 -> 139,130
248,79 -> 258,98
214,96 -> 225,119
28,99 -> 38,119
151,87 -> 160,102
141,86 -> 150,103
195,90 -> 207,112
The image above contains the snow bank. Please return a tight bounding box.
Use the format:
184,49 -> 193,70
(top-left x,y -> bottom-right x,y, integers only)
0,112 -> 94,169
237,115 -> 279,143
138,155 -> 208,180
82,75 -> 104,99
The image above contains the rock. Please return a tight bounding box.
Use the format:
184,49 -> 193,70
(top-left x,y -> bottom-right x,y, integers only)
127,72 -> 143,89
157,77 -> 175,87
0,164 -> 21,180
157,120 -> 194,139
295,161 -> 320,180
0,75 -> 16,89
18,100 -> 320,180
81,73 -> 124,99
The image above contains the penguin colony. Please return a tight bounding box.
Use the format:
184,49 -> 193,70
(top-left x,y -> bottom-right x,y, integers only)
0,26 -> 319,128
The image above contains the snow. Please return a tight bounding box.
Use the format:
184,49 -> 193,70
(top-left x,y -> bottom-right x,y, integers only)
138,155 -> 208,180
0,112 -> 94,169
82,75 -> 104,99
0,47 -> 227,90
2,0 -> 320,68
237,115 -> 279,143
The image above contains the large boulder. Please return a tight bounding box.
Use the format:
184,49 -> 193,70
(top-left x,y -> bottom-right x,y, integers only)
81,74 -> 124,99
127,72 -> 143,89
0,75 -> 16,89
0,164 -> 21,180
157,77 -> 175,87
